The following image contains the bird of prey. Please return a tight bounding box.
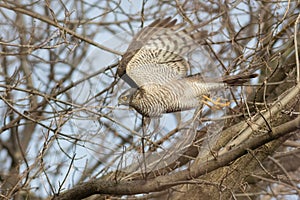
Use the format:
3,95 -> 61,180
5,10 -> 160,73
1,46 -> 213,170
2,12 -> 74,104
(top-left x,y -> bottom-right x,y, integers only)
117,17 -> 256,117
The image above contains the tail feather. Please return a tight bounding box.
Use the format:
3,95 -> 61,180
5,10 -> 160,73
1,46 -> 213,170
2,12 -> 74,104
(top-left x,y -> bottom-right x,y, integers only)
186,73 -> 258,85
221,73 -> 258,85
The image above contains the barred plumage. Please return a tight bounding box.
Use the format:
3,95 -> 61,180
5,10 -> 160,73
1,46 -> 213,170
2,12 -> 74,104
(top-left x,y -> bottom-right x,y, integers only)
117,18 -> 257,117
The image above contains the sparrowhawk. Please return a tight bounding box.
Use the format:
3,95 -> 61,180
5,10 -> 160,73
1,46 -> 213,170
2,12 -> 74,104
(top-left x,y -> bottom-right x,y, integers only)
118,17 -> 257,117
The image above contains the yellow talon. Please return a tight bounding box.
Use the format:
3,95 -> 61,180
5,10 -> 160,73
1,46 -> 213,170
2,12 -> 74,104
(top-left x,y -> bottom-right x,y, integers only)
202,95 -> 230,110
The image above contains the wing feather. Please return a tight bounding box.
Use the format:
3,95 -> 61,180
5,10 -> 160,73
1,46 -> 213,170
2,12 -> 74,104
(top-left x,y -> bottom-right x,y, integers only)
118,18 -> 178,81
118,17 -> 208,87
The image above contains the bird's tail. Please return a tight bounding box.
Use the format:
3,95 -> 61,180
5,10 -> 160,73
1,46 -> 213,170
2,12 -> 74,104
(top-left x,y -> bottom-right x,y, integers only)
220,73 -> 258,85
186,72 -> 258,86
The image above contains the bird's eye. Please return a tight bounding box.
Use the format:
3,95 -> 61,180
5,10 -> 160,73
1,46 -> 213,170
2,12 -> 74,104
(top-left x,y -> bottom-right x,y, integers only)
122,96 -> 128,101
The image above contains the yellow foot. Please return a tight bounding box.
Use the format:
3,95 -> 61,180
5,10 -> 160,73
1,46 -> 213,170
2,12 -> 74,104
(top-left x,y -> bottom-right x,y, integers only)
202,95 -> 230,110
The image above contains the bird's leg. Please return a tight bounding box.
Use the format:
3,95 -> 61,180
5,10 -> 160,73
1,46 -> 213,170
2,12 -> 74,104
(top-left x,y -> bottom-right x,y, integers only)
202,95 -> 230,110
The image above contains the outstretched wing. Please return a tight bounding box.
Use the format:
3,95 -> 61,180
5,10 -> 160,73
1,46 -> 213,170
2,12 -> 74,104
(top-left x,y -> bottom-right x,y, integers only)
118,17 -> 207,87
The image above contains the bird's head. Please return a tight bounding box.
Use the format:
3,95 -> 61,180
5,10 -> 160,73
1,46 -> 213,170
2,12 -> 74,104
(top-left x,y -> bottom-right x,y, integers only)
118,88 -> 136,106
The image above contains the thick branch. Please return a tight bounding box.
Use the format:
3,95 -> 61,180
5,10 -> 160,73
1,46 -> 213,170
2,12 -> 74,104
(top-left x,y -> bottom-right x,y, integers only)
53,114 -> 300,200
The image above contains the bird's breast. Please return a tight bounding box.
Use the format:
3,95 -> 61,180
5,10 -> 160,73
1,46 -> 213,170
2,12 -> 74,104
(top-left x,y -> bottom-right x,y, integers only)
130,81 -> 205,117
